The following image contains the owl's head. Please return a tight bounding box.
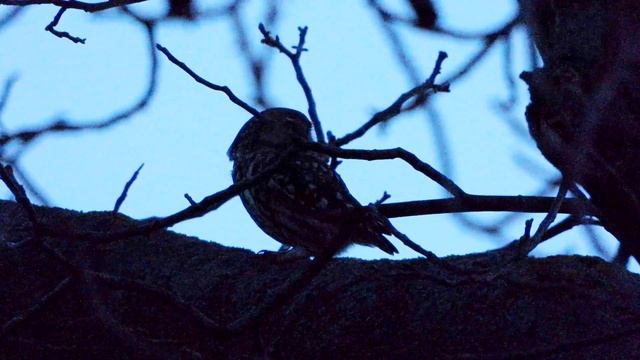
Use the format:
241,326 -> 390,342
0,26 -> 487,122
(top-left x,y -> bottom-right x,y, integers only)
228,108 -> 312,161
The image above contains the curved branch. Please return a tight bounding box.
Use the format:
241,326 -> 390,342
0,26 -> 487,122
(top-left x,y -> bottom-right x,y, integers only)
0,22 -> 158,147
334,51 -> 449,147
155,43 -> 260,116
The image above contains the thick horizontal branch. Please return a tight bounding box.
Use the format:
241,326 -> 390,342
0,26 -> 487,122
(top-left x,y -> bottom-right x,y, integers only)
0,0 -> 146,12
1,199 -> 638,358
378,195 -> 593,218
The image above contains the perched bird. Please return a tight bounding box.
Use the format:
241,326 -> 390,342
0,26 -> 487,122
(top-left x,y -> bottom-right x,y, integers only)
228,108 -> 398,257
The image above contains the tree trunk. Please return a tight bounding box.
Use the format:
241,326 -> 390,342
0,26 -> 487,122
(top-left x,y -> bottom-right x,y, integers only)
519,0 -> 640,259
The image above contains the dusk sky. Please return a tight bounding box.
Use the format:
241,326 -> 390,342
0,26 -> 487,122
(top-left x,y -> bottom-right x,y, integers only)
1,1 -> 628,268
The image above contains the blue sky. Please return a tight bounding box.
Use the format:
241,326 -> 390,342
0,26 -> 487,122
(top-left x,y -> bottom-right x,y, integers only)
0,1 -> 628,266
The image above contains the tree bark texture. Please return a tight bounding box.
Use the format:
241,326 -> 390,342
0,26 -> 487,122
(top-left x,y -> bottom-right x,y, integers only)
1,200 -> 639,359
519,0 -> 640,259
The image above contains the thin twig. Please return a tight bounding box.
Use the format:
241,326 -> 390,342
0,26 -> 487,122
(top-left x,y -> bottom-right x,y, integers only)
258,23 -> 324,143
42,148 -> 296,243
9,162 -> 51,205
441,16 -> 520,85
44,7 -> 86,44
518,179 -> 570,255
541,215 -> 601,241
113,163 -> 144,212
333,51 -> 449,146
156,43 -> 260,116
0,23 -> 158,147
184,193 -> 196,206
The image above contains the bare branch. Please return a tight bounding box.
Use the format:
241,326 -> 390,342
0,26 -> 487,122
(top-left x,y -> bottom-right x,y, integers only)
0,0 -> 147,12
44,7 -> 85,43
42,148 -> 296,243
542,215 -> 601,241
258,23 -> 324,143
0,22 -> 158,147
334,51 -> 449,146
0,163 -> 40,229
302,142 -> 464,197
113,163 -> 144,213
8,162 -> 50,205
184,193 -> 196,206
156,43 -> 260,117
441,16 -> 519,85
377,196 -> 593,219
518,179 -> 571,255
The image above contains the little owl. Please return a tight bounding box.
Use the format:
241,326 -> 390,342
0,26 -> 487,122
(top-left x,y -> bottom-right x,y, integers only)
228,108 -> 398,257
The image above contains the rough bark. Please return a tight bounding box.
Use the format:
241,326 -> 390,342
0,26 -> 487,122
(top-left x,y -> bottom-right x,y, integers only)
0,200 -> 639,359
519,0 -> 640,259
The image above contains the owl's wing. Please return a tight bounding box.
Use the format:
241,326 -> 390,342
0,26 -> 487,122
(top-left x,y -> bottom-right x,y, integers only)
269,152 -> 397,254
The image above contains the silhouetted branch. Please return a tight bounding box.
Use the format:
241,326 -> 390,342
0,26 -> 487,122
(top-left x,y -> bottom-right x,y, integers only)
113,163 -> 144,213
9,162 -> 50,205
0,22 -> 158,147
519,179 -> 570,255
88,269 -> 225,335
0,0 -> 146,12
378,196 -> 592,219
184,193 -> 196,206
42,148 -> 295,243
258,23 -> 324,143
156,43 -> 260,117
542,215 -> 601,242
45,7 -> 85,43
303,141 -> 464,197
0,164 -> 40,229
334,51 -> 449,146
441,16 -> 520,86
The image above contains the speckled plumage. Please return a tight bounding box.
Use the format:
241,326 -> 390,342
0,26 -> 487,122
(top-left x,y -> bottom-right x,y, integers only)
228,108 -> 398,256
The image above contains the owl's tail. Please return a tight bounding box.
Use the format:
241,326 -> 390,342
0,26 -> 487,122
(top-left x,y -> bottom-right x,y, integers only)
354,206 -> 399,255
367,233 -> 399,255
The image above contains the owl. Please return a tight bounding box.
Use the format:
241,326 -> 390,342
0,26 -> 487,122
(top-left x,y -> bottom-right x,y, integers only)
227,108 -> 398,257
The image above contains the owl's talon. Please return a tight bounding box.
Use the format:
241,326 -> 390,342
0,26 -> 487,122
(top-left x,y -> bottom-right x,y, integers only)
257,246 -> 311,262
